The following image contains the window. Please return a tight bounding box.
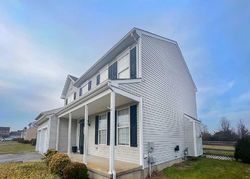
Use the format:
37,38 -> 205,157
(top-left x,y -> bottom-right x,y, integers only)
68,93 -> 74,103
96,74 -> 100,85
73,92 -> 76,100
88,81 -> 92,91
98,114 -> 107,144
65,98 -> 68,105
117,53 -> 130,79
100,68 -> 108,83
79,88 -> 82,96
117,108 -> 129,145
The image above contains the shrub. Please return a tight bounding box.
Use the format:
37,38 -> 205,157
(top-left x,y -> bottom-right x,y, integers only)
235,136 -> 250,163
30,139 -> 36,146
63,162 -> 88,179
16,138 -> 24,143
43,149 -> 58,165
23,140 -> 30,144
49,152 -> 71,176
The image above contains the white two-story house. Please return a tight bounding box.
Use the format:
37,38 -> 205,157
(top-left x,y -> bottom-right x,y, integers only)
35,28 -> 203,179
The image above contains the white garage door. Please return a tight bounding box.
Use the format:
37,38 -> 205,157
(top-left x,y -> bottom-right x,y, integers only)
38,128 -> 48,153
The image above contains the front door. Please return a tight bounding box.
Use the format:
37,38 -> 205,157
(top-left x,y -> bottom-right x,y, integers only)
79,119 -> 84,154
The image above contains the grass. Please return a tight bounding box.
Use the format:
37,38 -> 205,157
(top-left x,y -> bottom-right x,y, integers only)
0,141 -> 35,154
164,158 -> 250,179
0,161 -> 59,179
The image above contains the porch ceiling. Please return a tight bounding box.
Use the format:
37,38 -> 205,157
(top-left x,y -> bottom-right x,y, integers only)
61,92 -> 135,120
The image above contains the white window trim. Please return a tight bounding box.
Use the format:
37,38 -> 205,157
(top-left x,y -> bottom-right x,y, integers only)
98,113 -> 107,145
117,107 -> 130,146
109,44 -> 138,80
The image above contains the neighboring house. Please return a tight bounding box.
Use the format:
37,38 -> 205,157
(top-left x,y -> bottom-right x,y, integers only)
35,28 -> 203,179
9,130 -> 22,139
23,122 -> 37,141
0,127 -> 10,138
34,108 -> 62,153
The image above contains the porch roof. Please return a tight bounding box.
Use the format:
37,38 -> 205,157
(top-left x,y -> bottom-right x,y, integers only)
56,81 -> 141,119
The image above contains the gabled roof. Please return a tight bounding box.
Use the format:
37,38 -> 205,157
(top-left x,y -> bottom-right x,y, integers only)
61,74 -> 78,99
63,27 -> 196,91
34,107 -> 62,121
69,75 -> 78,81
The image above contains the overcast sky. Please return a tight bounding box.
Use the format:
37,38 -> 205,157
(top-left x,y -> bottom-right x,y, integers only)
0,0 -> 249,131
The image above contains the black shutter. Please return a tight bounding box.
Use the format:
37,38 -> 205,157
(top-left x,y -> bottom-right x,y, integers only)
113,62 -> 117,80
115,110 -> 117,145
108,62 -> 117,80
107,112 -> 110,145
74,92 -> 76,100
96,74 -> 100,85
88,81 -> 92,91
130,47 -> 137,79
130,105 -> 137,147
79,88 -> 82,96
95,116 -> 99,145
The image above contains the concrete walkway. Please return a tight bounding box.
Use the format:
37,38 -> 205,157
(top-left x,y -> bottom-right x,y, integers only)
0,152 -> 42,163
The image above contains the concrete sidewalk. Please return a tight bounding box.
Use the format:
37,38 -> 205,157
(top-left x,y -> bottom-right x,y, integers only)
0,152 -> 42,163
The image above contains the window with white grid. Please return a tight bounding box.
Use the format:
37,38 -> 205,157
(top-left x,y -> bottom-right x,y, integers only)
98,114 -> 107,144
117,108 -> 129,145
117,52 -> 130,79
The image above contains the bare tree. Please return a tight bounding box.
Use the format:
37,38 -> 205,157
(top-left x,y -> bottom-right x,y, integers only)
220,117 -> 230,132
237,119 -> 249,138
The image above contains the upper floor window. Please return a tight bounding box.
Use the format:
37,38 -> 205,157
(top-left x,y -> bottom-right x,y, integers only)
88,81 -> 92,91
65,98 -> 68,105
98,114 -> 107,144
117,53 -> 130,79
96,74 -> 100,85
117,108 -> 130,145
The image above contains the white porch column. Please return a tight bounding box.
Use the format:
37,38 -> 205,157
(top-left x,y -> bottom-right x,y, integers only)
84,105 -> 88,163
109,91 -> 116,178
56,117 -> 60,150
67,113 -> 72,155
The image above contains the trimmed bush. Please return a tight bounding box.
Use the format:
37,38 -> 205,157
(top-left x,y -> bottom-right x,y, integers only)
63,162 -> 88,179
49,152 -> 71,176
30,139 -> 36,146
235,136 -> 250,163
43,149 -> 58,165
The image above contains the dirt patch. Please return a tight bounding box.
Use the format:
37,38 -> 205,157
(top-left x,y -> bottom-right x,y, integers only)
145,170 -> 167,179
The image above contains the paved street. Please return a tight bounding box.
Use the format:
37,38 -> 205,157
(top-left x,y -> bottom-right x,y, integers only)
0,152 -> 42,163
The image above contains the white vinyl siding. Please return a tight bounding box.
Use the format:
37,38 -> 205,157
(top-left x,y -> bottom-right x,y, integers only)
118,34 -> 199,167
117,52 -> 130,79
98,114 -> 107,144
117,108 -> 130,145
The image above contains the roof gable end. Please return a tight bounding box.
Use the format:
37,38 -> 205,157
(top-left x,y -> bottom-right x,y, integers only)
61,74 -> 78,99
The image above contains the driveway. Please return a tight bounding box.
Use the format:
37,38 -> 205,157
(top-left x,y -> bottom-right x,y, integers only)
0,152 -> 42,163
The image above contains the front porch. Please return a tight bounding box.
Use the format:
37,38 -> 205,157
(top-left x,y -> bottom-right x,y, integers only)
56,83 -> 143,178
70,154 -> 142,178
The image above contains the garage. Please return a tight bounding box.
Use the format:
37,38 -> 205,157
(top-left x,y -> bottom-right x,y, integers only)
37,127 -> 48,153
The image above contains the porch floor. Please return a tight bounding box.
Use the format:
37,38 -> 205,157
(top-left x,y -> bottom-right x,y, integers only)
70,153 -> 141,176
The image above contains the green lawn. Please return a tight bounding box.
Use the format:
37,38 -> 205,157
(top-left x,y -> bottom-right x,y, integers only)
164,158 -> 250,179
0,161 -> 59,179
0,141 -> 35,154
